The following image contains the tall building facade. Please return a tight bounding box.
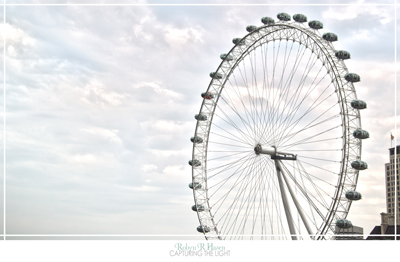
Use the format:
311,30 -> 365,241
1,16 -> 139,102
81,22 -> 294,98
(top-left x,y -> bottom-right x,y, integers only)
385,145 -> 399,224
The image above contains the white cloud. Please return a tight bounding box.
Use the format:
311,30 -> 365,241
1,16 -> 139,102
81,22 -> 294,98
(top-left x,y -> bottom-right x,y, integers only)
322,5 -> 392,24
81,79 -> 125,106
148,149 -> 187,158
67,154 -> 97,164
1,23 -> 36,51
162,165 -> 185,176
133,81 -> 183,99
164,25 -> 204,47
120,185 -> 161,192
81,127 -> 123,144
142,164 -> 158,172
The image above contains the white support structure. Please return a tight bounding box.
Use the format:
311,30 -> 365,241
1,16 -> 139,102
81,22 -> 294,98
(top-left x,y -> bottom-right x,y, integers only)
279,160 -> 315,237
274,159 -> 297,240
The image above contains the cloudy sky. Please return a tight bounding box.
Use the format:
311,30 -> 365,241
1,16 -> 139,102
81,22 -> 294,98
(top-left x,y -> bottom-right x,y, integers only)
1,0 -> 399,241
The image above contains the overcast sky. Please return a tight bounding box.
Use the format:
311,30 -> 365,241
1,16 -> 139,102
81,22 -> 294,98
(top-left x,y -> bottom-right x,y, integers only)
1,0 -> 399,240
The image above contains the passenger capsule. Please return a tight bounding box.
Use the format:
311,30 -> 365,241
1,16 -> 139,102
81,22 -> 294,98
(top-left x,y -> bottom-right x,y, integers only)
350,100 -> 367,110
261,17 -> 275,25
201,92 -> 214,99
220,53 -> 234,61
277,12 -> 291,21
194,114 -> 207,121
353,129 -> 370,139
344,73 -> 360,83
189,182 -> 202,190
309,20 -> 323,29
197,225 -> 210,233
335,50 -> 351,60
336,219 -> 353,229
246,25 -> 257,32
293,14 -> 307,23
232,38 -> 246,45
345,191 -> 362,201
322,32 -> 337,42
190,136 -> 203,144
351,160 -> 368,170
191,205 -> 205,212
189,159 -> 201,167
210,72 -> 223,79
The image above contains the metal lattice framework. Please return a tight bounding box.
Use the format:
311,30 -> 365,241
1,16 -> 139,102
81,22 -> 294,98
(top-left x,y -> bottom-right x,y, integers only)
190,14 -> 366,240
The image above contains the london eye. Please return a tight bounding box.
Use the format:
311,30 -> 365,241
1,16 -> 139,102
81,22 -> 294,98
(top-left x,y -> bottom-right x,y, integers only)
189,13 -> 368,240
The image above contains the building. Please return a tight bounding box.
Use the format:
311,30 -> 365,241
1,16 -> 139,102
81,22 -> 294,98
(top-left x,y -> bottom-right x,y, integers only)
366,145 -> 399,240
366,213 -> 399,240
334,225 -> 364,240
384,145 -> 399,224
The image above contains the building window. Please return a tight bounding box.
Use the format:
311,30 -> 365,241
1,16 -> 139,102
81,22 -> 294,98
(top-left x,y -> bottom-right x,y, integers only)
389,209 -> 391,212
387,166 -> 390,170
388,177 -> 390,181
389,198 -> 391,202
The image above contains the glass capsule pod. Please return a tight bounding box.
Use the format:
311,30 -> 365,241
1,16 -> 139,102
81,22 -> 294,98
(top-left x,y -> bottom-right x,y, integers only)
353,129 -> 369,139
220,53 -> 234,61
191,205 -> 205,212
209,72 -> 223,79
309,20 -> 323,29
335,50 -> 351,60
201,92 -> 215,99
350,100 -> 367,110
246,25 -> 257,32
189,182 -> 202,190
194,114 -> 207,121
344,73 -> 360,82
191,136 -> 203,144
189,159 -> 201,167
336,219 -> 353,229
197,225 -> 210,233
345,191 -> 362,201
277,12 -> 291,21
232,38 -> 246,45
322,32 -> 338,42
351,160 -> 368,170
293,13 -> 307,23
261,16 -> 275,25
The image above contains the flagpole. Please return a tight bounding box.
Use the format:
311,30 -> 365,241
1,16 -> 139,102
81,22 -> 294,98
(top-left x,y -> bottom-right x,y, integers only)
391,133 -> 394,148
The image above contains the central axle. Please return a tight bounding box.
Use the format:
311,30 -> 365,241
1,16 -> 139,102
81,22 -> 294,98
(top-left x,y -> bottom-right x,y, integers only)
254,144 -> 297,160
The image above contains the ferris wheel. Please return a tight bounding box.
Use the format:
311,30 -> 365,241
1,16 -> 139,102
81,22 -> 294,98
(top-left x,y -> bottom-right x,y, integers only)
189,13 -> 368,240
